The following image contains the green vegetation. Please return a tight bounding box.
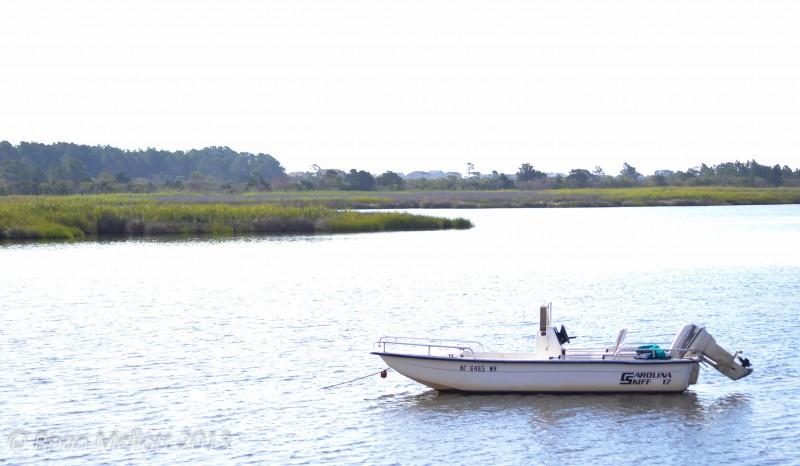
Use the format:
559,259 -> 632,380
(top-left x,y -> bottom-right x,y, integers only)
547,187 -> 800,207
2,140 -> 799,195
0,142 -> 284,194
0,195 -> 473,240
2,139 -> 798,241
227,187 -> 800,209
323,211 -> 472,233
2,187 -> 798,241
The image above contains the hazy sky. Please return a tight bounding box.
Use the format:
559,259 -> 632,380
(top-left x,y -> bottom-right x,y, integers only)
2,1 -> 799,176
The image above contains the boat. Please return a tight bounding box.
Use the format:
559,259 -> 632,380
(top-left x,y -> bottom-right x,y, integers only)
372,303 -> 753,393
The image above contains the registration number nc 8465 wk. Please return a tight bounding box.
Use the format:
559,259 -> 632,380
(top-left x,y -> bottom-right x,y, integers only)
459,365 -> 498,372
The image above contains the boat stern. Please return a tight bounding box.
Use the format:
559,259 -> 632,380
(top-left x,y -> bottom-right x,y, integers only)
670,324 -> 753,381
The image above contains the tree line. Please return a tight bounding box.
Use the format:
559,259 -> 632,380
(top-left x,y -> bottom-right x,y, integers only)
0,140 -> 798,195
0,141 -> 284,194
504,161 -> 800,190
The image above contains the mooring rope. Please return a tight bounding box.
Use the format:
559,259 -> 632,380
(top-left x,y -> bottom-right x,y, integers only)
322,368 -> 391,390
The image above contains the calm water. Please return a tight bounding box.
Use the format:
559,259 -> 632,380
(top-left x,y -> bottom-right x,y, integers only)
2,205 -> 799,465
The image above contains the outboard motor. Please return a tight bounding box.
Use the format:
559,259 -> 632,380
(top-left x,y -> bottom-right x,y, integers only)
670,324 -> 753,381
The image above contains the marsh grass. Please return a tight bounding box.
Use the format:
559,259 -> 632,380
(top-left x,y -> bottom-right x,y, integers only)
322,211 -> 472,233
2,186 -> 796,240
0,195 -> 472,240
554,187 -> 800,206
235,187 -> 800,208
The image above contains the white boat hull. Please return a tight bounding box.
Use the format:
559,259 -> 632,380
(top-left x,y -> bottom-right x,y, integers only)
374,353 -> 700,393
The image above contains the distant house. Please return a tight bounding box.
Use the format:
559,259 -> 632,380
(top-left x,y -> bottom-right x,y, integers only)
654,170 -> 674,177
288,168 -> 347,179
404,170 -> 462,180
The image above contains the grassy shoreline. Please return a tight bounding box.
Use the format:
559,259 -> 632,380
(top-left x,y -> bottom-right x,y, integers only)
0,195 -> 472,240
2,187 -> 797,240
157,186 -> 800,208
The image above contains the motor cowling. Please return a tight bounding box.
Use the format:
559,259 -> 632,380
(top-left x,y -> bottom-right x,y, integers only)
670,324 -> 753,381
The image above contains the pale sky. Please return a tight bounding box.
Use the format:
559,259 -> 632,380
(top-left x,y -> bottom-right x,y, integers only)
2,1 -> 799,177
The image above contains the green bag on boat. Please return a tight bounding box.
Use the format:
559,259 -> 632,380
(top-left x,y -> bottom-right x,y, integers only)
636,344 -> 667,359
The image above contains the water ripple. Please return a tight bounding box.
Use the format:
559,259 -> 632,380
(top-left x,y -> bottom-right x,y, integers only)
1,206 -> 798,465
